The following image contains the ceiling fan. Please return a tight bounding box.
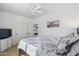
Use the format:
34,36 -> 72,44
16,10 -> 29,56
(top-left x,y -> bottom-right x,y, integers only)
29,4 -> 43,14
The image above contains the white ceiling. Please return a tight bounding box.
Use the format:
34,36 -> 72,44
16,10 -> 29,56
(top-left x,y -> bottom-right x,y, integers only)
0,3 -> 79,19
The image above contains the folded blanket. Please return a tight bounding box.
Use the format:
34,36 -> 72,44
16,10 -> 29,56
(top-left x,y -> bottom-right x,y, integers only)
26,44 -> 38,56
17,40 -> 27,52
18,39 -> 38,56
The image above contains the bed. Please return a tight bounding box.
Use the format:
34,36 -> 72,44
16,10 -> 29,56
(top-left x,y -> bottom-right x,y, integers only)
17,33 -> 79,56
18,37 -> 58,56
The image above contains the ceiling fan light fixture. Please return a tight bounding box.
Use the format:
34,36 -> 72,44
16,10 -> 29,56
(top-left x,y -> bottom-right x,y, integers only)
29,4 -> 43,14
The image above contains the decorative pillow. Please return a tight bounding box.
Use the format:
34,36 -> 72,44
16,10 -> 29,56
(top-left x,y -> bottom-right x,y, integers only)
57,32 -> 78,52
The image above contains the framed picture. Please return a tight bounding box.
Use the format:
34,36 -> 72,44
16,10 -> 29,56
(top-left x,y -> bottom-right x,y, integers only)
47,20 -> 59,28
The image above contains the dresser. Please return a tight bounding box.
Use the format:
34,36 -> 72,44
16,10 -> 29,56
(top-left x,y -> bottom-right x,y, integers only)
0,37 -> 12,52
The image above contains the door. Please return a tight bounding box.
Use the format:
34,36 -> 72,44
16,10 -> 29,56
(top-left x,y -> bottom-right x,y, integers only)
13,23 -> 28,45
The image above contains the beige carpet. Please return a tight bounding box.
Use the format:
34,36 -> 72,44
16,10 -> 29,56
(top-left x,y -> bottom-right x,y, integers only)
0,45 -> 19,56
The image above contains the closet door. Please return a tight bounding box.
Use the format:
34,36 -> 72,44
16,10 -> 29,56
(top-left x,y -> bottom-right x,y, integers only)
27,24 -> 34,37
13,23 -> 28,45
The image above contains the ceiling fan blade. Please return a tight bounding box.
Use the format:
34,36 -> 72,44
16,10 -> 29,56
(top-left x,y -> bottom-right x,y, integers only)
34,5 -> 40,10
35,10 -> 43,14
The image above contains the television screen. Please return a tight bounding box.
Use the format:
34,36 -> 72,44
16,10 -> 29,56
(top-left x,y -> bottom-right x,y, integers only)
0,29 -> 12,39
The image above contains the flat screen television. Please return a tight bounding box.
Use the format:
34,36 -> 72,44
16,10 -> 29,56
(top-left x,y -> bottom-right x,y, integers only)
0,29 -> 12,39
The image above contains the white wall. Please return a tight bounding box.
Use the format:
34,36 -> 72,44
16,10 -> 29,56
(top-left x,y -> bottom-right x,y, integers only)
35,7 -> 79,38
0,11 -> 34,41
0,6 -> 79,39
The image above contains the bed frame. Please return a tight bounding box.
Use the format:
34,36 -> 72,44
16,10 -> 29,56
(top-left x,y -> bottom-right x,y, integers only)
19,49 -> 29,56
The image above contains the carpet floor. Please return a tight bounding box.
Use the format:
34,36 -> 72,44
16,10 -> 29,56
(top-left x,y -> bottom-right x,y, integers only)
0,44 -> 19,56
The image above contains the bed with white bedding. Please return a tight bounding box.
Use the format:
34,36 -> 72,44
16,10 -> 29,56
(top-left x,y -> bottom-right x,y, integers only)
18,37 -> 58,56
17,33 -> 79,56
